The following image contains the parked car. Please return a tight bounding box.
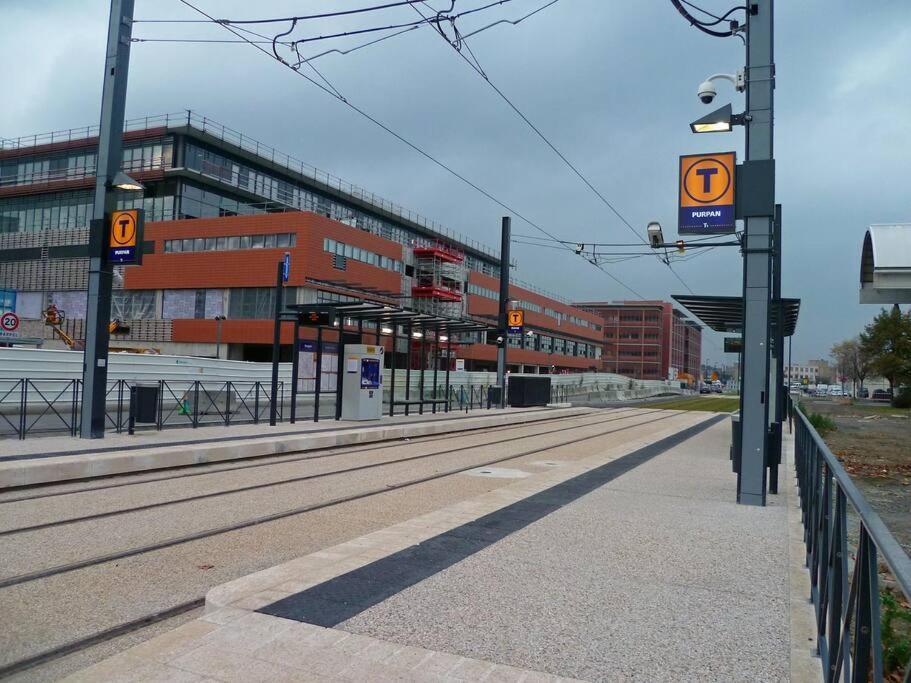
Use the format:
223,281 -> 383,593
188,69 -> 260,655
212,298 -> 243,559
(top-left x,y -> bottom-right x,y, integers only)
814,384 -> 828,397
872,389 -> 893,401
828,387 -> 843,397
699,385 -> 711,394
712,384 -> 723,393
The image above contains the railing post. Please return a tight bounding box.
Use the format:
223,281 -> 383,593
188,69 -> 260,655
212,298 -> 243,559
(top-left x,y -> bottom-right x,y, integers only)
254,382 -> 260,424
225,381 -> 232,427
18,379 -> 26,440
156,380 -> 164,430
192,381 -> 200,428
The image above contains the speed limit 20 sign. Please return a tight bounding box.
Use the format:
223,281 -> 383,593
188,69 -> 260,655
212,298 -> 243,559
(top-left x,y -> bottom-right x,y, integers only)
0,311 -> 20,339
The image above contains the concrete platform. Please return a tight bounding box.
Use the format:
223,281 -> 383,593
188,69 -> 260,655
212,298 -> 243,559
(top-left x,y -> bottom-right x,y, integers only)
64,414 -> 822,682
0,406 -> 589,490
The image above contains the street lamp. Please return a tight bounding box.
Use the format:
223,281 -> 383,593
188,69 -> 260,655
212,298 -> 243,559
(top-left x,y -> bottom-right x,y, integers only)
111,171 -> 145,192
689,103 -> 750,133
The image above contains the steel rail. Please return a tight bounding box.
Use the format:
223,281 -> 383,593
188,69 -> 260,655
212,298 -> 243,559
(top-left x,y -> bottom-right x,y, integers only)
0,599 -> 204,679
0,410 -> 695,590
0,408 -> 617,505
0,411 -> 717,679
0,409 -> 660,536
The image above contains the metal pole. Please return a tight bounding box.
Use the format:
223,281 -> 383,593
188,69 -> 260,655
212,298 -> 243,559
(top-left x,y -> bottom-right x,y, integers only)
404,322 -> 413,416
737,0 -> 775,506
432,326 -> 440,414
269,260 -> 283,426
214,316 -> 224,359
80,0 -> 135,439
389,324 -> 397,417
314,325 -> 323,422
497,216 -> 511,408
290,318 -> 300,424
444,334 -> 452,412
787,334 -> 793,434
769,203 -> 784,494
418,329 -> 426,415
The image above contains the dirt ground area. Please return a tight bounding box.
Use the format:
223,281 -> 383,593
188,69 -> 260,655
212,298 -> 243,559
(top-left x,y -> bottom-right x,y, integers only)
802,397 -> 911,555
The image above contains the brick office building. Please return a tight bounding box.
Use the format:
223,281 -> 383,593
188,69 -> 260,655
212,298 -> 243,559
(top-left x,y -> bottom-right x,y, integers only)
0,112 -> 603,372
575,301 -> 702,380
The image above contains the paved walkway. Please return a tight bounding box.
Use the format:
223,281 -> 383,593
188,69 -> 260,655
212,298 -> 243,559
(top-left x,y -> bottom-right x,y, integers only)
64,414 -> 820,682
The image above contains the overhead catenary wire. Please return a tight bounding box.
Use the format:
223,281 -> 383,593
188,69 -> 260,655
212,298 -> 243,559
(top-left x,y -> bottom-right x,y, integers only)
172,0 -> 647,299
411,1 -> 702,295
137,1 -> 436,24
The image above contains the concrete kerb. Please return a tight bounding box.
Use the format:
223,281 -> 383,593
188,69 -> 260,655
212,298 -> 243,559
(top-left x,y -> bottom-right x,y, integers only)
0,407 -> 592,489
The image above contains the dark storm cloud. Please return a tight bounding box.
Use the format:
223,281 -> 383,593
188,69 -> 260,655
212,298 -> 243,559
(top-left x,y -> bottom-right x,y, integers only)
2,0 -> 909,361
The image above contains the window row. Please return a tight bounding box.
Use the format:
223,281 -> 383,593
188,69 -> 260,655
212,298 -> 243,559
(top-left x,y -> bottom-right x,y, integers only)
323,238 -> 402,273
467,283 -> 497,300
498,331 -> 601,359
0,139 -> 174,187
512,299 -> 542,314
164,232 -> 296,254
185,142 -> 501,278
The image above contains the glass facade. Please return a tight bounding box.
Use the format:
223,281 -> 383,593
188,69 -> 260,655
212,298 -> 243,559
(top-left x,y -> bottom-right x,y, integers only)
228,287 -> 297,319
164,232 -> 296,254
322,238 -> 402,273
0,138 -> 173,188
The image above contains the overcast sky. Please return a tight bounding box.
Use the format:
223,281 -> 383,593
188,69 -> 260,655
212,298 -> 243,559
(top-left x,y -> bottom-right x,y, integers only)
2,0 -> 909,364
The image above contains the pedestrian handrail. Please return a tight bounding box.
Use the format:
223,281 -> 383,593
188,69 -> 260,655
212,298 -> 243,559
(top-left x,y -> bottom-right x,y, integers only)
793,407 -> 911,682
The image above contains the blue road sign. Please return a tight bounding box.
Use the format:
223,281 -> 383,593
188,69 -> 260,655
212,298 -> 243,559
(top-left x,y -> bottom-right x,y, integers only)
282,252 -> 291,282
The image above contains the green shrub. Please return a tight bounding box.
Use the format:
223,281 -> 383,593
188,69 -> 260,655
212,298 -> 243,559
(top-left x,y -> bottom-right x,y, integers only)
892,387 -> 911,409
796,400 -> 837,433
882,589 -> 911,675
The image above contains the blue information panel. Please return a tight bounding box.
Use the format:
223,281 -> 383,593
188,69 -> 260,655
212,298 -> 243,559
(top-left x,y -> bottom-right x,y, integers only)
360,358 -> 380,389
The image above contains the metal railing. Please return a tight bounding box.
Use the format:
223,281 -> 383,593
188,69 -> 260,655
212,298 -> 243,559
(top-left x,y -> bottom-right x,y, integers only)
446,384 -> 493,412
0,379 -> 284,439
794,407 -> 911,682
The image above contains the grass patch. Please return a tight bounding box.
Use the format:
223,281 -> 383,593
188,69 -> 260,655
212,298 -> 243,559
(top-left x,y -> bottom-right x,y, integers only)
860,405 -> 911,417
882,589 -> 911,676
653,397 -> 740,413
796,401 -> 837,434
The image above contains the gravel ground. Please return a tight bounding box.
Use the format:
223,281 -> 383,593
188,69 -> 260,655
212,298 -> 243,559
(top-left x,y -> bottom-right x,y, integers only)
801,397 -> 911,554
341,420 -> 790,682
0,407 -> 691,680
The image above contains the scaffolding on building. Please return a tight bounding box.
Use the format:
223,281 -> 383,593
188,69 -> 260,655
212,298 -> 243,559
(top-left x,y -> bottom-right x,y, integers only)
411,241 -> 466,319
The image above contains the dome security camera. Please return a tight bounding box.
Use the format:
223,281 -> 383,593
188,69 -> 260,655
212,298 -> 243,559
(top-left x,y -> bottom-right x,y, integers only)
697,80 -> 717,104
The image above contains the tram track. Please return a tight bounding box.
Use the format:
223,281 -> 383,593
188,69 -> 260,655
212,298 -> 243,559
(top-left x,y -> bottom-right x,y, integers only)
0,410 -> 681,590
0,408 -> 707,680
0,410 -> 652,537
0,408 -> 618,505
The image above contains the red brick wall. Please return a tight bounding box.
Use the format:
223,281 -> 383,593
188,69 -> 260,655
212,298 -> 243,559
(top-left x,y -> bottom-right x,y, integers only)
125,211 -> 401,295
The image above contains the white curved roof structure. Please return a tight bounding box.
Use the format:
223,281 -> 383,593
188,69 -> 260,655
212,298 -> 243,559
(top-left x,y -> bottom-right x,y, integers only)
859,224 -> 911,303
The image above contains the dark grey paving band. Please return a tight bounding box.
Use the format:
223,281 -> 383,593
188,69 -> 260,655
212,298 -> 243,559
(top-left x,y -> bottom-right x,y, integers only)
259,414 -> 726,627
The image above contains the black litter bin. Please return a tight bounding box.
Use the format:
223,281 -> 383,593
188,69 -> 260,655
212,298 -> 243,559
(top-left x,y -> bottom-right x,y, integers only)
487,386 -> 502,408
131,384 -> 160,426
508,376 -> 552,407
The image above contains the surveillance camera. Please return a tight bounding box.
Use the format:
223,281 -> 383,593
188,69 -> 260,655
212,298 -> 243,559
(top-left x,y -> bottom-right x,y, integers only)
646,221 -> 664,249
697,80 -> 717,104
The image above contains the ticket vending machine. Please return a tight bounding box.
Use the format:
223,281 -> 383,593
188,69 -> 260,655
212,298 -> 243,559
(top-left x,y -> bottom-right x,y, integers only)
341,344 -> 384,420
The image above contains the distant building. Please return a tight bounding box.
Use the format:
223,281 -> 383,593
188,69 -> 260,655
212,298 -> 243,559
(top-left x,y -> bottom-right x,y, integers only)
785,363 -> 819,385
0,112 -> 604,372
575,300 -> 702,381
